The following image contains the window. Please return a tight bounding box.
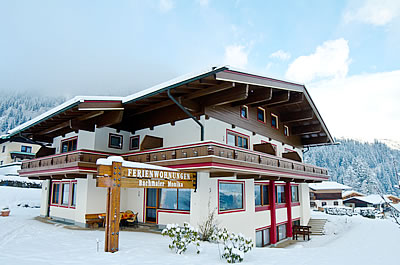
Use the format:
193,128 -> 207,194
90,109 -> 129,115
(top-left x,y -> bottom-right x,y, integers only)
130,135 -> 140,150
255,184 -> 269,206
284,125 -> 289,136
21,145 -> 32,153
240,105 -> 248,119
109,133 -> 123,149
61,138 -> 77,153
334,201 -> 339,206
257,107 -> 266,123
256,228 -> 270,247
2,145 -> 5,153
226,130 -> 249,149
52,183 -> 60,204
322,202 -> 327,206
277,224 -> 287,242
0,161 -> 3,165
291,185 -> 299,203
271,113 -> 278,129
158,189 -> 191,211
293,220 -> 300,227
219,181 -> 244,212
276,185 -> 286,204
71,183 -> 77,207
61,183 -> 70,206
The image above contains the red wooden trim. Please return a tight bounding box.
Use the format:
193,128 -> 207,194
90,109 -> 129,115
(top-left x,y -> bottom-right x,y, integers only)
168,162 -> 328,180
256,225 -> 271,231
254,181 -> 270,185
285,182 -> 293,237
222,70 -> 304,88
269,180 -> 277,244
129,135 -> 140,150
255,205 -> 271,212
218,179 -> 246,214
276,204 -> 287,209
256,107 -> 266,124
291,202 -> 300,207
270,113 -> 279,130
226,129 -> 250,139
240,105 -> 249,120
19,166 -> 96,176
108,133 -> 123,149
226,129 -> 250,150
60,136 -> 78,154
143,188 -> 146,223
276,220 -> 288,226
292,217 -> 301,221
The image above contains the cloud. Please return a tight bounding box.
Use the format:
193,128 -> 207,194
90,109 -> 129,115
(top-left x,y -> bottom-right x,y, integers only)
343,0 -> 400,26
197,0 -> 210,7
269,50 -> 291,61
285,38 -> 350,83
308,70 -> 400,142
224,45 -> 248,69
159,0 -> 174,13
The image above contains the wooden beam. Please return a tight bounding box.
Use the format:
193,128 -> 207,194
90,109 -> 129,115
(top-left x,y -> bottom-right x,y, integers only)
96,111 -> 124,128
270,92 -> 304,108
291,124 -> 322,136
236,174 -> 260,179
231,87 -> 272,106
179,98 -> 201,112
202,84 -> 248,106
198,79 -> 221,85
263,91 -> 290,107
210,172 -> 235,178
302,136 -> 329,146
281,109 -> 314,123
130,82 -> 235,116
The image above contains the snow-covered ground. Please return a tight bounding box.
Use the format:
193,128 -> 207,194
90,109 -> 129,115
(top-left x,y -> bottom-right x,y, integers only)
1,186 -> 399,265
0,164 -> 42,185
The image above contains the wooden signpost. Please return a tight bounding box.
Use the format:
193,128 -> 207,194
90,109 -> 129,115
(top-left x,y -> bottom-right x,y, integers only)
96,160 -> 197,253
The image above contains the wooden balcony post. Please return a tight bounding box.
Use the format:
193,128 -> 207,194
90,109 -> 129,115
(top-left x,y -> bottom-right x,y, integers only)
285,182 -> 293,237
269,180 -> 277,244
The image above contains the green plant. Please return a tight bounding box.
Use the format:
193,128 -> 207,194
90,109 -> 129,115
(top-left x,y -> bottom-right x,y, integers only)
161,222 -> 201,254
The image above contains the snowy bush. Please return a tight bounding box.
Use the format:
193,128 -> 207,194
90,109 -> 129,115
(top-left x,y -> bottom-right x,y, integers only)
210,227 -> 253,263
324,206 -> 352,216
354,207 -> 375,218
198,207 -> 219,241
161,222 -> 201,254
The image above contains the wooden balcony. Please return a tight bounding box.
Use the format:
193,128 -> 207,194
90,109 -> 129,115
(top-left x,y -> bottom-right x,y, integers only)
123,141 -> 329,182
19,150 -> 111,179
19,142 -> 329,182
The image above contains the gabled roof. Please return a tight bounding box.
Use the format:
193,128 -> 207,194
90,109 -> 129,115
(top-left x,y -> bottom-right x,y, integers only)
2,66 -> 334,146
309,181 -> 352,191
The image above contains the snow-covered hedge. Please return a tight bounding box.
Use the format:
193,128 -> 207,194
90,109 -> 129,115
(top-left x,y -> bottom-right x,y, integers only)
354,207 -> 376,218
210,227 -> 253,263
323,206 -> 353,216
161,223 -> 200,254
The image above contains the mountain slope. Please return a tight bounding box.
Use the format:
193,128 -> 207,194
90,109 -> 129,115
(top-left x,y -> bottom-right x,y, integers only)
304,138 -> 400,196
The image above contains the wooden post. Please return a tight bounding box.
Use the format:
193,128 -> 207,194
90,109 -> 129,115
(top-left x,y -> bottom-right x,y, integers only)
104,161 -> 122,252
285,182 -> 293,237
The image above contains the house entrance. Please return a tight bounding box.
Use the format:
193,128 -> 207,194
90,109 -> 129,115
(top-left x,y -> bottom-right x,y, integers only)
145,188 -> 159,223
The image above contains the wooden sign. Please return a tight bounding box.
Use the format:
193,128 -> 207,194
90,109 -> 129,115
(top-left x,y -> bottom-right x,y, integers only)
96,160 -> 197,253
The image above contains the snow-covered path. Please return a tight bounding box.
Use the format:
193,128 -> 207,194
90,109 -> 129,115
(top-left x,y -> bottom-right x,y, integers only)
0,186 -> 399,265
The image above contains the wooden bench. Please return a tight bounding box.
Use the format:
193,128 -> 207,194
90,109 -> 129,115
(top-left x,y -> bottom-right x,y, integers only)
85,211 -> 138,228
292,225 -> 311,241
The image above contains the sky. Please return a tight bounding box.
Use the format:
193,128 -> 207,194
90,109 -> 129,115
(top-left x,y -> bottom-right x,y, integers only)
0,0 -> 399,142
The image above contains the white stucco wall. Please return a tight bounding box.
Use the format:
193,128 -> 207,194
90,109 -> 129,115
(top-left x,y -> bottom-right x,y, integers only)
299,183 -> 311,225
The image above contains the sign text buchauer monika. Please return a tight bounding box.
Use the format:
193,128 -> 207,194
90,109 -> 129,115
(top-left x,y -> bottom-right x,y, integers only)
96,161 -> 197,253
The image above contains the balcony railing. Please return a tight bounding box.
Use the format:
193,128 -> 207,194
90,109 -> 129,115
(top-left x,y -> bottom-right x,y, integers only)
123,141 -> 329,178
20,141 -> 328,179
20,150 -> 111,176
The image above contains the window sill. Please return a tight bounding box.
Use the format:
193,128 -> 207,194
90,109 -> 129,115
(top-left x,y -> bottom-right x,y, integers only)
255,205 -> 271,212
218,208 -> 246,214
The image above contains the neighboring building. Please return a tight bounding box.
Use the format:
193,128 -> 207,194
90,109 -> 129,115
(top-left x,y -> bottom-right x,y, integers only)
0,136 -> 41,165
4,66 -> 334,246
309,181 -> 351,209
343,195 -> 387,211
342,190 -> 364,200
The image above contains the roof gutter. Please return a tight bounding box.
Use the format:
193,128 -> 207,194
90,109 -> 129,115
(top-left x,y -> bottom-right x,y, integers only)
167,88 -> 204,141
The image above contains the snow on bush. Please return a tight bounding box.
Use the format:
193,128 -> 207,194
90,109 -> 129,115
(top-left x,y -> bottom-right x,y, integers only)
354,207 -> 375,218
210,227 -> 253,263
161,222 -> 201,254
324,206 -> 353,216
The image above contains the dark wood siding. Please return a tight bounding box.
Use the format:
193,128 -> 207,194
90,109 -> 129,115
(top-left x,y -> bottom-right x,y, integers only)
205,105 -> 302,147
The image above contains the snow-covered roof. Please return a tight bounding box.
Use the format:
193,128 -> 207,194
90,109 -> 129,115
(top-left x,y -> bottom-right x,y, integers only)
309,181 -> 352,191
123,65 -> 228,104
3,96 -> 124,139
342,190 -> 364,197
345,194 -> 388,205
96,156 -> 178,171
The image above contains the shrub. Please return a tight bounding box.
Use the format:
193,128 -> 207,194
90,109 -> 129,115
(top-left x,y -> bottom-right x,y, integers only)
198,207 -> 219,241
161,222 -> 201,254
211,227 -> 253,263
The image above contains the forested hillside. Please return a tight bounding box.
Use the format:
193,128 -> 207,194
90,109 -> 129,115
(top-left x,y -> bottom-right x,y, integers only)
0,93 -> 65,134
304,139 -> 400,196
